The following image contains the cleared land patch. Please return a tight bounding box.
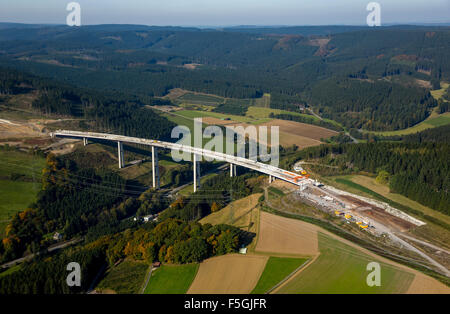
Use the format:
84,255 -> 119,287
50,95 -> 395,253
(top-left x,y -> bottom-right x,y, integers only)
187,254 -> 268,294
349,175 -> 450,226
260,119 -> 337,142
255,211 -> 319,256
144,264 -> 199,294
430,82 -> 449,100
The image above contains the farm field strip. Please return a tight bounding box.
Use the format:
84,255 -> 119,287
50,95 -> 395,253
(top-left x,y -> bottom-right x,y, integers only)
255,211 -> 319,256
275,232 -> 417,294
251,256 -> 309,294
187,254 -> 268,294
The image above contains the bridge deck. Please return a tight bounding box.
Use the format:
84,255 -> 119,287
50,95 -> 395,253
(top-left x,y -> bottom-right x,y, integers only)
52,130 -> 309,186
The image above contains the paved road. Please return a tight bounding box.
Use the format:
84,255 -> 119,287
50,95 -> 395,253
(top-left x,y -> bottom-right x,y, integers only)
396,233 -> 450,255
1,238 -> 82,269
140,265 -> 154,294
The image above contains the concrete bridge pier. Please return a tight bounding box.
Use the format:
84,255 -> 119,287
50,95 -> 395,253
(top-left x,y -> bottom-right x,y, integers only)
83,137 -> 88,146
193,154 -> 201,192
117,141 -> 124,168
230,163 -> 234,177
269,175 -> 273,183
152,146 -> 160,189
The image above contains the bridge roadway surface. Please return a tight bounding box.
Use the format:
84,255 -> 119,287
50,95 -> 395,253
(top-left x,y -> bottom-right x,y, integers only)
52,130 -> 308,186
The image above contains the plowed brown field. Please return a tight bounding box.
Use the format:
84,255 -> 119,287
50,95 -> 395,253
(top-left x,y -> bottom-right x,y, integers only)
187,254 -> 268,294
255,211 -> 319,256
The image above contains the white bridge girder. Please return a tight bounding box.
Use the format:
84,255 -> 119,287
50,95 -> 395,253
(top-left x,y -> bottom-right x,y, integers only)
51,130 -> 309,189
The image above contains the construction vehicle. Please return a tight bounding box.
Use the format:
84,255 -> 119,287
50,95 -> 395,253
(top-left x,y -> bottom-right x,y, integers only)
344,213 -> 352,219
356,221 -> 363,225
300,170 -> 307,175
334,210 -> 341,216
359,224 -> 369,229
313,180 -> 324,187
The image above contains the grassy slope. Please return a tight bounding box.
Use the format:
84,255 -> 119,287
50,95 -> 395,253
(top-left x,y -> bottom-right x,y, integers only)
0,149 -> 45,236
251,257 -> 308,294
277,232 -> 414,293
200,193 -> 261,226
96,260 -> 148,294
144,264 -> 199,294
178,172 -> 218,196
0,180 -> 40,218
176,109 -> 254,123
0,264 -> 21,278
0,149 -> 46,177
162,111 -> 235,147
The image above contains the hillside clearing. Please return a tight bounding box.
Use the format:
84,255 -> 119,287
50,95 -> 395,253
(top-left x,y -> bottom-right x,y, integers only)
96,260 -> 148,294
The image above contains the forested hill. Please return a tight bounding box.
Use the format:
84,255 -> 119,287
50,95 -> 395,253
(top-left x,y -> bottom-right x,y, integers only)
0,24 -> 449,131
0,67 -> 175,139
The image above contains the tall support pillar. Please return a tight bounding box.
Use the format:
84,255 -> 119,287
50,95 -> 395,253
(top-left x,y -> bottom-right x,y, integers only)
83,137 -> 88,146
152,146 -> 160,189
230,163 -> 234,177
193,154 -> 200,192
233,164 -> 237,177
117,141 -> 124,169
269,175 -> 273,183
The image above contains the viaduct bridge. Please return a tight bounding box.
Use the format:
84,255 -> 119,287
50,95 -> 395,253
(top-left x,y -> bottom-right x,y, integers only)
51,130 -> 309,192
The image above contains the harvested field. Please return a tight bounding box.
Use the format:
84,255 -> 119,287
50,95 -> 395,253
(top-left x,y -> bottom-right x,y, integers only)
339,194 -> 415,232
223,122 -> 322,149
187,254 -> 268,294
201,116 -> 239,125
260,119 -> 337,142
407,273 -> 450,294
255,211 -> 319,256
